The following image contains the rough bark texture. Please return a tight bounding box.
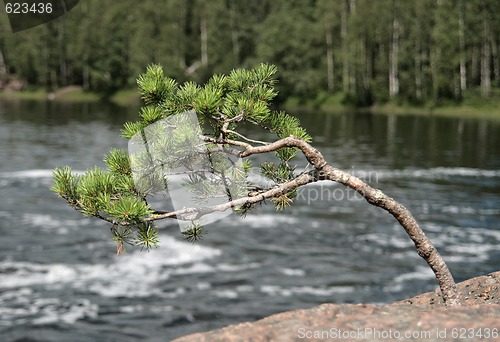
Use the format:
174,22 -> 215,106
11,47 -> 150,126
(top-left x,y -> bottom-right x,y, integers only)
389,0 -> 400,99
458,0 -> 467,92
325,20 -> 334,92
173,272 -> 500,342
341,0 -> 349,93
481,14 -> 491,97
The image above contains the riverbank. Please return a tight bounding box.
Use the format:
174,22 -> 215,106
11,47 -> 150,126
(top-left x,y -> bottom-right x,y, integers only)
0,86 -> 140,106
284,92 -> 500,120
2,86 -> 500,120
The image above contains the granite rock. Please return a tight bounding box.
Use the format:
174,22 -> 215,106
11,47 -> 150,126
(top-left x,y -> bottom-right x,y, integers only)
173,271 -> 500,342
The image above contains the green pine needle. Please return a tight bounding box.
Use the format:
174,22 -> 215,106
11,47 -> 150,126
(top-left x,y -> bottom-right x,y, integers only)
134,222 -> 160,250
137,64 -> 177,105
52,63 -> 313,251
121,121 -> 146,139
181,222 -> 204,243
140,105 -> 165,124
51,166 -> 79,203
104,149 -> 131,176
105,196 -> 152,223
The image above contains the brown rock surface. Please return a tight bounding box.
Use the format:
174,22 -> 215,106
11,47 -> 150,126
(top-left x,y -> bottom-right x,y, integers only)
173,271 -> 500,342
400,270 -> 500,306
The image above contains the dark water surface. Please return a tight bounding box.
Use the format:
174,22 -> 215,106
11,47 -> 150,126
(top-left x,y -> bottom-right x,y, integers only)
0,100 -> 499,341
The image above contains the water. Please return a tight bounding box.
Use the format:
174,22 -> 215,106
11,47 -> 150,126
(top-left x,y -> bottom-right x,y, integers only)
0,100 -> 499,341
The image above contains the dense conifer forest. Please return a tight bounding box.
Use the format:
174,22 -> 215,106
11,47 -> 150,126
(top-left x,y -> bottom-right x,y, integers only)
1,0 -> 499,105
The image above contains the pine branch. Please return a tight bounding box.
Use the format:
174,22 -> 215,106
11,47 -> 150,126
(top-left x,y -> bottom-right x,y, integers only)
145,172 -> 315,221
51,64 -> 459,306
142,135 -> 459,306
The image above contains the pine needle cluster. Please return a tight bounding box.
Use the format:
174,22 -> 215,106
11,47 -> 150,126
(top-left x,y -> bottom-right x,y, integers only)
52,64 -> 311,251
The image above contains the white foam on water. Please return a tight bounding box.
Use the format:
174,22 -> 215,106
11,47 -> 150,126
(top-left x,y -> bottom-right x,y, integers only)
31,298 -> 99,325
446,244 -> 499,262
0,169 -> 86,179
214,289 -> 239,299
20,213 -> 90,233
278,267 -> 306,277
260,284 -> 354,297
0,235 -> 222,298
393,266 -> 435,284
243,214 -> 300,229
0,170 -> 56,179
0,235 -> 223,325
171,261 -> 261,276
342,167 -> 500,182
0,288 -> 98,327
1,167 -> 497,184
441,205 -> 478,214
217,262 -> 261,272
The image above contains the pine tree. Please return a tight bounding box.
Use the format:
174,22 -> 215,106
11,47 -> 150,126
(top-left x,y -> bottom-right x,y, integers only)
52,64 -> 460,306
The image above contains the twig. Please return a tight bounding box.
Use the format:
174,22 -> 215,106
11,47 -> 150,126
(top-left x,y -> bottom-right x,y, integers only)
225,129 -> 269,145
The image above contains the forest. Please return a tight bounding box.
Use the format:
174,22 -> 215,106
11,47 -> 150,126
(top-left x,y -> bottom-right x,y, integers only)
0,0 -> 499,106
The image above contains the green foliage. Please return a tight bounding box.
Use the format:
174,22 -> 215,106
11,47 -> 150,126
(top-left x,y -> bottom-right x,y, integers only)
181,222 -> 205,243
137,64 -> 178,106
104,149 -> 131,176
52,64 -> 312,249
121,121 -> 147,140
51,166 -> 79,204
3,0 -> 500,103
105,196 -> 152,223
134,222 -> 160,250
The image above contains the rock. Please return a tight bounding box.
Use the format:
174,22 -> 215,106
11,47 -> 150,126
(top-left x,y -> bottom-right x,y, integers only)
400,270 -> 500,306
0,78 -> 25,91
173,271 -> 500,342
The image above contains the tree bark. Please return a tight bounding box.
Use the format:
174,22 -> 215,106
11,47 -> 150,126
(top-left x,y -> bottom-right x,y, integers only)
431,47 -> 439,102
414,39 -> 422,101
58,19 -> 67,87
490,37 -> 499,86
389,0 -> 400,99
325,20 -> 334,92
341,0 -> 349,93
200,11 -> 208,66
458,0 -> 466,92
229,0 -> 240,63
82,65 -> 89,90
481,13 -> 491,97
0,48 -> 7,79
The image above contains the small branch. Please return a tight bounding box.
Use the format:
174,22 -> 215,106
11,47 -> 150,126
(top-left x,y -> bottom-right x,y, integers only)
201,135 -> 252,149
198,135 -> 460,306
65,196 -> 122,226
226,113 -> 244,123
144,172 -> 315,221
225,129 -> 269,146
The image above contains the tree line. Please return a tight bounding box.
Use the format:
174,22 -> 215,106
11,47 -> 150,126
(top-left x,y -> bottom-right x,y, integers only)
0,0 -> 499,105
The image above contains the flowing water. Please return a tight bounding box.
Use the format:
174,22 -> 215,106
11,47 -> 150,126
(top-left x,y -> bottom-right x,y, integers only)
0,100 -> 499,341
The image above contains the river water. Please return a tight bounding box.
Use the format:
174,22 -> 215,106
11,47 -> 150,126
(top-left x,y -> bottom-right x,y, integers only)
0,100 -> 499,341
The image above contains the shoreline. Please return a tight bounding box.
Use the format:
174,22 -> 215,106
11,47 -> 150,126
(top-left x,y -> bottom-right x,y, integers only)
2,87 -> 500,120
284,101 -> 500,121
0,86 -> 141,107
